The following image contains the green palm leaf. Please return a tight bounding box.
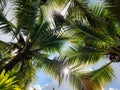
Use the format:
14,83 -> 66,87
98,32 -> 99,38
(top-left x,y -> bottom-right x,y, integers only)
14,60 -> 36,89
0,40 -> 11,50
32,22 -> 68,52
0,70 -> 21,90
34,55 -> 69,85
0,11 -> 13,33
63,44 -> 105,65
68,62 -> 114,90
104,0 -> 120,23
65,0 -> 106,29
13,0 -> 41,35
89,3 -> 120,44
83,63 -> 114,90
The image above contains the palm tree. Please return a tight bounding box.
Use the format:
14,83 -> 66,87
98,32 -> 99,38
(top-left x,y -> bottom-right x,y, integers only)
0,0 -> 68,89
0,0 -> 119,90
59,0 -> 120,90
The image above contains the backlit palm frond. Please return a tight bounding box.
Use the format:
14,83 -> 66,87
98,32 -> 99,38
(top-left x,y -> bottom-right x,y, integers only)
0,70 -> 21,90
35,8 -> 43,30
12,60 -> 36,90
68,62 -> 114,90
63,45 -> 104,65
68,26 -> 113,51
66,0 -> 106,29
69,73 -> 83,90
89,3 -> 104,17
68,64 -> 95,90
65,20 -> 112,52
48,0 -> 70,10
90,3 -> 120,44
82,62 -> 114,90
50,0 -> 70,6
13,0 -> 41,35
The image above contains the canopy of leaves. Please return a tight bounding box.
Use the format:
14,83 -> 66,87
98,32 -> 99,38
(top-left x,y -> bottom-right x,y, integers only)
0,0 -> 120,90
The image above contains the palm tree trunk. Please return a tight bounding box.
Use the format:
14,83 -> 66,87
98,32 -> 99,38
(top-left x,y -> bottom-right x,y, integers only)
0,53 -> 24,73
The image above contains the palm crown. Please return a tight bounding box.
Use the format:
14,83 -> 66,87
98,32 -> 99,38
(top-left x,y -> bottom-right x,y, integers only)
0,0 -> 120,90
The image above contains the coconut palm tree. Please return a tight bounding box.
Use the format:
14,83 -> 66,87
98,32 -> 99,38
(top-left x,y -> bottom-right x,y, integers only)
0,0 -> 69,89
0,0 -> 119,90
59,0 -> 120,90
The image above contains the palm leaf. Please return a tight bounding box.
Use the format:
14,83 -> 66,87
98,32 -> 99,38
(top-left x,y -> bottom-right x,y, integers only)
0,0 -> 7,8
0,11 -> 13,33
104,0 -> 120,23
69,73 -> 83,90
90,3 -> 120,44
66,0 -> 106,29
0,40 -> 11,50
68,62 -> 114,90
63,43 -> 105,65
83,63 -> 114,90
32,22 -> 68,52
0,70 -> 21,90
34,56 -> 67,84
15,60 -> 36,89
71,19 -> 112,45
48,0 -> 70,10
6,60 -> 36,89
52,11 -> 65,27
13,0 -> 41,35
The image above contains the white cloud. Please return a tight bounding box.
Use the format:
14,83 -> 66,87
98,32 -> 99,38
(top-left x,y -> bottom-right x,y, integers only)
28,87 -> 34,90
29,79 -> 73,90
34,85 -> 42,90
109,88 -> 119,90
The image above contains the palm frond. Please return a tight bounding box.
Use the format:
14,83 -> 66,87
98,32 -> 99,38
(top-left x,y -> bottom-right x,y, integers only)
83,63 -> 114,90
0,0 -> 7,8
0,70 -> 21,90
69,73 -> 83,90
32,22 -> 68,52
49,0 -> 70,6
104,0 -> 120,23
71,20 -> 113,45
52,11 -> 65,27
68,62 -> 114,90
66,0 -> 106,29
0,40 -> 11,50
10,60 -> 36,89
89,3 -> 120,44
48,0 -> 70,10
63,43 -> 105,65
34,56 -> 67,84
13,0 -> 41,35
0,11 -> 14,34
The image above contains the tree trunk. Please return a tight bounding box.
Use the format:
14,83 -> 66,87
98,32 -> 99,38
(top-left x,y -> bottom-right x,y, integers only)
0,53 -> 24,73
